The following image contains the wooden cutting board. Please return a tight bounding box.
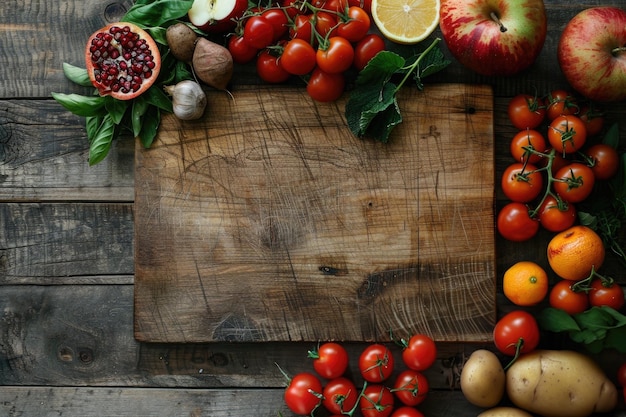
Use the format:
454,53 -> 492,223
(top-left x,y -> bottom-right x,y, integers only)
134,84 -> 495,343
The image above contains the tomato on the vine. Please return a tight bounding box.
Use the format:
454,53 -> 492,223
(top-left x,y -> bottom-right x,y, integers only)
585,143 -> 619,180
497,202 -> 540,242
228,35 -> 258,64
243,15 -> 275,50
501,162 -> 543,203
309,342 -> 349,379
359,343 -> 395,383
348,0 -> 372,15
509,129 -> 547,165
306,68 -> 345,102
322,377 -> 359,414
493,310 -> 540,356
579,105 -> 604,137
284,372 -> 323,415
538,195 -> 577,233
337,6 -> 371,42
401,334 -> 436,371
261,8 -> 289,41
392,369 -> 429,406
256,50 -> 290,83
548,115 -> 587,154
316,36 -> 354,74
289,14 -> 314,43
353,33 -> 385,71
315,11 -> 338,38
553,162 -> 595,203
546,90 -> 578,120
549,279 -> 588,315
280,38 -> 316,75
360,384 -> 395,417
390,407 -> 425,417
322,0 -> 349,12
507,94 -> 546,130
588,279 -> 625,310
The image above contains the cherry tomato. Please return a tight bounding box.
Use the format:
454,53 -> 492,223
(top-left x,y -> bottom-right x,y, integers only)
509,129 -> 547,165
493,310 -> 540,356
538,195 -> 577,232
353,33 -> 385,71
501,162 -> 543,203
617,363 -> 626,387
359,343 -> 394,383
284,372 -> 323,415
540,148 -> 569,176
588,279 -> 625,310
315,11 -> 338,38
391,407 -> 425,417
507,94 -> 546,130
309,342 -> 349,379
317,36 -> 354,74
553,162 -> 595,203
228,35 -> 258,64
243,15 -> 275,50
280,39 -> 317,75
337,6 -> 371,42
401,334 -> 436,371
546,90 -> 578,120
548,115 -> 587,154
549,279 -> 589,315
322,0 -> 349,12
348,0 -> 372,15
289,14 -> 314,43
497,202 -> 540,242
579,105 -> 604,137
306,68 -> 345,102
322,377 -> 359,414
261,8 -> 289,41
585,143 -> 619,180
360,384 -> 395,417
256,50 -> 290,83
392,369 -> 429,406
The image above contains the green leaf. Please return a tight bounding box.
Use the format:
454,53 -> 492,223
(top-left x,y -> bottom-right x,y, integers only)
105,96 -> 129,125
602,122 -> 620,148
356,51 -> 405,87
62,63 -> 92,87
89,113 -> 116,165
51,93 -> 107,117
538,307 -> 581,333
132,96 -> 150,137
138,107 -> 161,148
122,0 -> 194,28
85,115 -> 103,142
604,326 -> 626,352
411,46 -> 450,89
144,85 -> 173,113
147,26 -> 168,45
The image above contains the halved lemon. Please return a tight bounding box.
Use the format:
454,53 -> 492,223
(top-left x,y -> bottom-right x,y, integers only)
371,0 -> 440,44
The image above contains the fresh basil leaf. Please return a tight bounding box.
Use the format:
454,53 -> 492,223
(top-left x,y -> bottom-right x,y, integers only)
62,63 -> 92,87
538,307 -> 581,333
602,122 -> 620,148
122,0 -> 194,27
132,96 -> 150,137
147,26 -> 168,45
144,85 -> 173,113
85,115 -> 103,142
51,92 -> 107,117
604,326 -> 626,352
89,113 -> 116,165
139,107 -> 161,148
105,96 -> 129,125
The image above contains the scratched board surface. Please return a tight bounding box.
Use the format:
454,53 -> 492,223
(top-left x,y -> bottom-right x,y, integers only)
134,84 -> 495,343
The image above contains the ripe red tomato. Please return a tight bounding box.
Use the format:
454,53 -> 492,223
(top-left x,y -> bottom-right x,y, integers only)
546,90 -> 578,120
493,310 -> 540,356
289,14 -> 314,43
280,39 -> 316,75
284,372 -> 323,415
359,384 -> 395,417
243,15 -> 275,50
256,50 -> 290,83
553,162 -> 595,203
306,68 -> 345,102
316,36 -> 354,74
309,342 -> 349,379
390,407 -> 425,417
579,105 -> 604,137
538,195 -> 577,233
588,279 -> 625,310
617,363 -> 626,387
261,8 -> 289,41
401,334 -> 436,371
548,115 -> 587,154
549,279 -> 589,315
322,377 -> 359,414
497,202 -> 540,242
507,94 -> 546,130
501,162 -> 543,203
353,33 -> 385,71
585,144 -> 620,180
509,129 -> 547,165
348,0 -> 372,15
228,35 -> 258,64
392,369 -> 429,406
315,11 -> 338,38
322,0 -> 349,12
337,6 -> 371,42
359,343 -> 395,383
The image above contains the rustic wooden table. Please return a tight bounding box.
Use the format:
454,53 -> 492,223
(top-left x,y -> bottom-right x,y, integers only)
1,0 -> 625,415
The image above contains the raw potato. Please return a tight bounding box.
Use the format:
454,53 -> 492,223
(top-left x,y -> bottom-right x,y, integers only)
461,349 -> 505,408
166,23 -> 198,62
478,407 -> 533,417
506,349 -> 618,417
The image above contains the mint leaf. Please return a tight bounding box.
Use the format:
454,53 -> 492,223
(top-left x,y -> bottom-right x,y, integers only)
409,45 -> 450,89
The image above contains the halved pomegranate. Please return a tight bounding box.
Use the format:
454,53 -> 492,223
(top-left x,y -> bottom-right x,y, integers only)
85,22 -> 161,100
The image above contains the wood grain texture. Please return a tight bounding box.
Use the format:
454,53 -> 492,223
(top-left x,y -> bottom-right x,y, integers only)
134,84 -> 495,343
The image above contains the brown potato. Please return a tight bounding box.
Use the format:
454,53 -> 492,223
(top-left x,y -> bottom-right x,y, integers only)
461,349 -> 505,408
506,349 -> 618,417
478,406 -> 533,417
166,23 -> 198,62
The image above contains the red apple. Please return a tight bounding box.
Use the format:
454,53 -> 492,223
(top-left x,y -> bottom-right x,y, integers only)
558,7 -> 626,102
439,0 -> 547,76
188,0 -> 248,34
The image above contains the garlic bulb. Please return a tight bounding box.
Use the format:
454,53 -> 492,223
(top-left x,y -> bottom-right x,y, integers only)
165,80 -> 207,120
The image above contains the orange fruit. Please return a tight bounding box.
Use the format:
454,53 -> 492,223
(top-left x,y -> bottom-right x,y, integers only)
547,225 -> 605,281
503,261 -> 549,306
371,0 -> 440,44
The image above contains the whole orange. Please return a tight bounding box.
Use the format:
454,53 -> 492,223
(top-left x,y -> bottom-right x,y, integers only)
547,225 -> 605,281
503,261 -> 549,306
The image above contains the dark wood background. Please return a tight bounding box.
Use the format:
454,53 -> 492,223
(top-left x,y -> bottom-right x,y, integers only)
1,0 -> 625,415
